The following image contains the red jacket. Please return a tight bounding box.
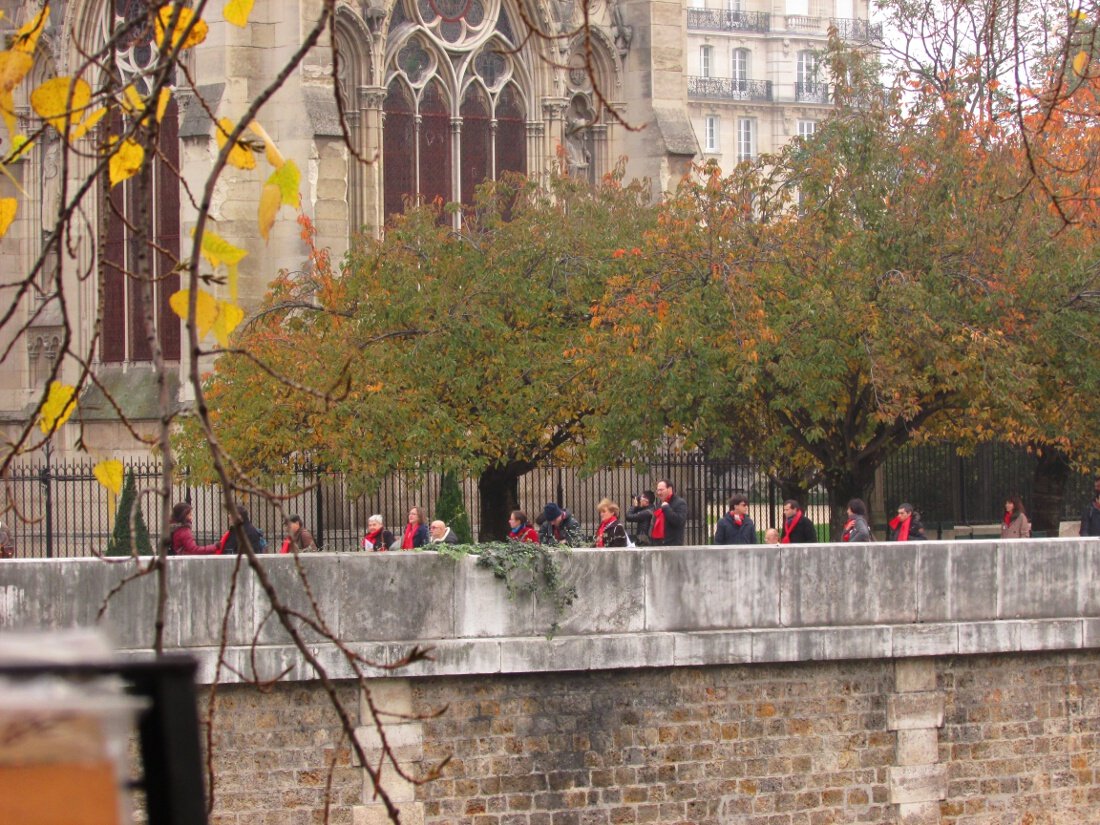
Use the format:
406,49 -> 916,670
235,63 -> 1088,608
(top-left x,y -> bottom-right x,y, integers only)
170,524 -> 218,556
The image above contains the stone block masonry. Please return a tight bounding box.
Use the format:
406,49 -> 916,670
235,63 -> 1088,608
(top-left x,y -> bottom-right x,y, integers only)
4,538 -> 1100,822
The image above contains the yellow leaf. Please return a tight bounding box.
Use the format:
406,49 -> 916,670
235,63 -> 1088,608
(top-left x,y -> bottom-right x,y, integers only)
197,229 -> 248,303
258,182 -> 281,240
0,197 -> 16,237
8,133 -> 30,161
155,5 -> 209,51
1073,50 -> 1090,76
215,118 -> 256,170
0,50 -> 33,92
212,300 -> 244,347
30,76 -> 103,141
108,137 -> 145,187
1071,8 -> 1088,20
0,88 -> 15,144
267,159 -> 300,207
93,459 -> 124,496
247,120 -> 285,167
224,0 -> 256,28
39,381 -> 77,435
13,6 -> 49,54
155,88 -> 172,123
169,288 -> 220,338
121,84 -> 145,116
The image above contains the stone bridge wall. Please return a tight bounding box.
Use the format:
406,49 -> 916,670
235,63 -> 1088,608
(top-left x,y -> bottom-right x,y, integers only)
2,538 -> 1099,824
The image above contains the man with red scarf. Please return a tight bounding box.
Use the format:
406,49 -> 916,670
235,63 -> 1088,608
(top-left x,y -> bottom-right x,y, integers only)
650,480 -> 688,546
888,503 -> 926,541
780,499 -> 817,544
713,494 -> 756,544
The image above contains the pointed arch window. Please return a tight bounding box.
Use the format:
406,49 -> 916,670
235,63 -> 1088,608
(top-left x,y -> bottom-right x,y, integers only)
382,0 -> 529,215
100,0 -> 181,363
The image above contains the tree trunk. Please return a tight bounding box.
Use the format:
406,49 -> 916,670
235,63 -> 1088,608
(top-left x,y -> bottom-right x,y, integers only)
1031,448 -> 1069,535
477,461 -> 533,542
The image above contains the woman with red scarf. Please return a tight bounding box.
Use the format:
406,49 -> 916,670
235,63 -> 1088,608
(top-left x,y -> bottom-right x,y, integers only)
887,503 -> 926,541
398,506 -> 429,549
1001,495 -> 1031,539
508,510 -> 539,543
841,499 -> 873,542
594,499 -> 629,548
361,514 -> 395,551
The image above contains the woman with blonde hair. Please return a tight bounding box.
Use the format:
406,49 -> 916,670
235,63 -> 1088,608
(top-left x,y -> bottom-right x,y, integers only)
594,499 -> 629,548
396,505 -> 429,549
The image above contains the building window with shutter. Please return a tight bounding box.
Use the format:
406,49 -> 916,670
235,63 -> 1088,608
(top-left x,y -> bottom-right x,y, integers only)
700,45 -> 714,78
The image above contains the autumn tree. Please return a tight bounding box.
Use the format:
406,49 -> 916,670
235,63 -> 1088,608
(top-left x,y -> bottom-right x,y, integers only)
179,171 -> 658,540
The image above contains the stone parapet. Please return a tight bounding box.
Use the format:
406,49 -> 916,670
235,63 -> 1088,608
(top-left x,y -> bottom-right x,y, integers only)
2,538 -> 1098,684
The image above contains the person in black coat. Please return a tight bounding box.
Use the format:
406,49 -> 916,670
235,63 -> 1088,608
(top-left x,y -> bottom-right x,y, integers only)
222,505 -> 268,553
887,503 -> 926,541
713,494 -> 756,545
780,499 -> 817,544
650,479 -> 688,546
625,490 -> 655,545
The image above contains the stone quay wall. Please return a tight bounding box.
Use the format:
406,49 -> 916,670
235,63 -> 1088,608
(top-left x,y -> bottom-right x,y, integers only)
3,538 -> 1100,824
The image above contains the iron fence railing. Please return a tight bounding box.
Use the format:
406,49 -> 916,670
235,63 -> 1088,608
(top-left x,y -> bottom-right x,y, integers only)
686,8 -> 771,33
688,76 -> 772,102
1,444 -> 1093,557
795,80 -> 831,103
831,17 -> 884,42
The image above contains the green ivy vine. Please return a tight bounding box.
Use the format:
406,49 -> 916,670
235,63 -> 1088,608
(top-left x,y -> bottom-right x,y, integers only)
427,541 -> 577,637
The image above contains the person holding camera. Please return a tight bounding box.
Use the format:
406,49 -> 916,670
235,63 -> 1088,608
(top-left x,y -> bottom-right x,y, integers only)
625,490 -> 655,546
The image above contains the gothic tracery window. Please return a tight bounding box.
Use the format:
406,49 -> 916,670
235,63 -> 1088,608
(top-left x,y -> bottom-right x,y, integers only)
383,0 -> 528,216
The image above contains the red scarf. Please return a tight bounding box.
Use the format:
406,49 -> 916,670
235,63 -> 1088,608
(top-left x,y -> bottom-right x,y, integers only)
595,516 -> 616,548
1003,511 -> 1013,526
889,515 -> 910,541
279,538 -> 292,554
651,506 -> 666,540
364,529 -> 383,550
781,510 -> 803,544
730,512 -> 743,526
401,522 -> 418,549
842,519 -> 855,541
217,530 -> 230,555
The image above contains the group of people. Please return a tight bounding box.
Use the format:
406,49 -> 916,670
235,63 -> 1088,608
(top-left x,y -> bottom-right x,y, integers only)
162,477 -> 1100,557
360,506 -> 462,550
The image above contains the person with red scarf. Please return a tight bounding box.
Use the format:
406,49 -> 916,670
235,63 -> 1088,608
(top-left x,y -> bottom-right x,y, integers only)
887,503 -> 926,541
167,503 -> 219,556
594,499 -> 629,548
507,510 -> 539,543
841,499 -> 873,542
398,506 -> 429,550
1001,495 -> 1031,539
279,515 -> 317,554
651,480 -> 688,546
713,494 -> 756,544
361,514 -> 395,551
780,499 -> 817,544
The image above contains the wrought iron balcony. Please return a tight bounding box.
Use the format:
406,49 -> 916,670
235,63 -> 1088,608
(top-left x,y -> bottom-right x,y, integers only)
794,81 -> 831,103
831,17 -> 884,42
687,8 -> 770,33
688,76 -> 772,102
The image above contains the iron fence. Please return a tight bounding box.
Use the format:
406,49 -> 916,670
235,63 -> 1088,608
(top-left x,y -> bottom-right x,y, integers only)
1,443 -> 1093,558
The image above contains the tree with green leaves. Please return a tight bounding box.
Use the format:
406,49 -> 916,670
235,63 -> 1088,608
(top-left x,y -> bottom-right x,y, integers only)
179,171 -> 658,540
435,471 -> 473,544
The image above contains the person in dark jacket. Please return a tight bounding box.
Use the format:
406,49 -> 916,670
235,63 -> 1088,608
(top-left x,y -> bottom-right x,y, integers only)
650,480 -> 688,546
625,490 -> 655,545
780,499 -> 817,544
713,494 -> 756,545
594,499 -> 629,548
429,520 -> 462,545
887,503 -> 926,541
841,499 -> 873,542
538,502 -> 586,547
167,503 -> 218,556
221,505 -> 268,554
1081,480 -> 1100,537
362,514 -> 395,551
396,506 -> 430,550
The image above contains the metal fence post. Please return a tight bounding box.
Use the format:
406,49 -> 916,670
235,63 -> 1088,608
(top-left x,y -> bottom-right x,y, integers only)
314,465 -> 325,548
